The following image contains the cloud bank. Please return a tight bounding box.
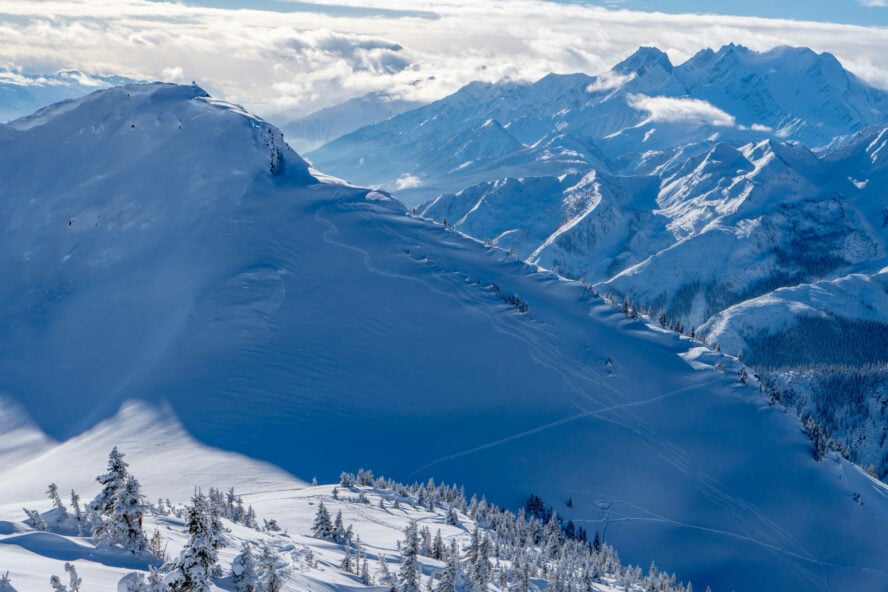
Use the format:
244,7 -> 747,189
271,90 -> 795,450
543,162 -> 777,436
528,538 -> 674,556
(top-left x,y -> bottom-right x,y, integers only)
1,0 -> 887,122
629,95 -> 737,127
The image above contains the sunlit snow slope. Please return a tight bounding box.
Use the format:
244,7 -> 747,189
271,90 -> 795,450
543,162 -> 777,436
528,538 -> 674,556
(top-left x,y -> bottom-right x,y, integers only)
1,84 -> 887,592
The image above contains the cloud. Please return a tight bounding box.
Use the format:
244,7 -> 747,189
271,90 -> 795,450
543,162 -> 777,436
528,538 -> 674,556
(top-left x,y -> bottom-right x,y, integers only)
586,71 -> 635,93
395,173 -> 422,189
0,0 -> 887,126
859,0 -> 888,6
628,94 -> 737,127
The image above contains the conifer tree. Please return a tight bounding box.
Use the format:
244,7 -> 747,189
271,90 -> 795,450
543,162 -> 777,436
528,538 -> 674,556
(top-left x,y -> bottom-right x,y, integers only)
47,483 -> 68,518
361,559 -> 372,585
312,502 -> 333,539
333,510 -> 346,543
90,447 -> 147,551
70,490 -> 84,535
259,542 -> 283,592
437,539 -> 460,592
167,493 -> 219,592
399,521 -> 421,592
432,529 -> 446,561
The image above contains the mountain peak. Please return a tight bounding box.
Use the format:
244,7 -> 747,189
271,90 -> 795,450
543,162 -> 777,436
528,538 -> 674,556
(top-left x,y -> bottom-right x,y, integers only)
613,46 -> 673,77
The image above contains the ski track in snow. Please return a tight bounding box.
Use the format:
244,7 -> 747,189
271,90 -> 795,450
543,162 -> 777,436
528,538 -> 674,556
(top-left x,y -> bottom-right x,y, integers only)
310,196 -> 839,587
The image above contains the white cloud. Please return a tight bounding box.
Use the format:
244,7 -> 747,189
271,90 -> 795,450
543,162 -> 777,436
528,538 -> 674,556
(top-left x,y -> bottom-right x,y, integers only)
395,173 -> 423,189
628,94 -> 737,127
0,0 -> 887,125
586,71 -> 636,93
859,0 -> 888,6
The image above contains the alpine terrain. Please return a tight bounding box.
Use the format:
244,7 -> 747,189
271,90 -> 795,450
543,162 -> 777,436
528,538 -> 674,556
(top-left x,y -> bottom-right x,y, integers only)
0,82 -> 887,592
306,45 -> 888,481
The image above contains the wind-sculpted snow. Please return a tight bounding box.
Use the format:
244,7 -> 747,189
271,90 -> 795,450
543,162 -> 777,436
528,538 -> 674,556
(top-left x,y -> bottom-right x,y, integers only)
1,84 -> 888,592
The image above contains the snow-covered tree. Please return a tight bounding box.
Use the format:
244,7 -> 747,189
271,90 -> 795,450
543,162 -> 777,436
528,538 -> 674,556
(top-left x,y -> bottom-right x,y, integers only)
361,559 -> 372,585
473,534 -> 490,591
47,483 -> 68,518
399,521 -> 421,592
166,493 -> 220,592
150,528 -> 166,561
311,502 -> 332,539
259,543 -> 283,592
118,568 -> 168,592
332,510 -> 346,542
432,529 -> 445,561
437,539 -> 460,592
90,448 -> 147,552
23,507 -> 45,531
70,490 -> 84,535
231,543 -> 258,592
50,563 -> 81,592
91,447 -> 129,516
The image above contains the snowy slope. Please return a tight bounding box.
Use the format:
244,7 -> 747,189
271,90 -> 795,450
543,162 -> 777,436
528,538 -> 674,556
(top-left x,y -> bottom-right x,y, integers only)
1,84 -> 888,592
1,450 -> 683,592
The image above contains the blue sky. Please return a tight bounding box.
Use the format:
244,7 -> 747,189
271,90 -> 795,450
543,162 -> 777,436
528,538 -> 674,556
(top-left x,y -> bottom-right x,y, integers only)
162,0 -> 888,26
554,0 -> 888,27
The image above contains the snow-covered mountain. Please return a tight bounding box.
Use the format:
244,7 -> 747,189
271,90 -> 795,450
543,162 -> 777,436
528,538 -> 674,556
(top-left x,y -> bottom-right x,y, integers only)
0,71 -> 136,123
307,45 -> 888,204
278,91 -> 424,153
2,83 -> 888,592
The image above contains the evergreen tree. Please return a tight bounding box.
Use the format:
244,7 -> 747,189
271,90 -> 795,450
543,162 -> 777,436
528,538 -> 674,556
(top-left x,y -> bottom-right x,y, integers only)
50,563 -> 81,592
332,510 -> 346,543
150,528 -> 166,561
70,490 -> 84,535
361,559 -> 372,585
432,529 -> 446,561
399,521 -> 421,592
167,493 -> 219,592
47,483 -> 68,518
437,539 -> 460,592
473,534 -> 490,591
231,543 -> 258,592
259,542 -> 283,592
90,448 -> 147,551
65,563 -> 81,592
90,447 -> 129,517
244,506 -> 258,529
23,507 -> 46,530
312,502 -> 333,539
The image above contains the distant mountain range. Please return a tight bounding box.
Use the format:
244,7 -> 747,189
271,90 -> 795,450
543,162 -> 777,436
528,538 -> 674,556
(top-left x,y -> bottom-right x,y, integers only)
307,45 -> 888,203
278,91 -> 423,153
0,71 -> 137,123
